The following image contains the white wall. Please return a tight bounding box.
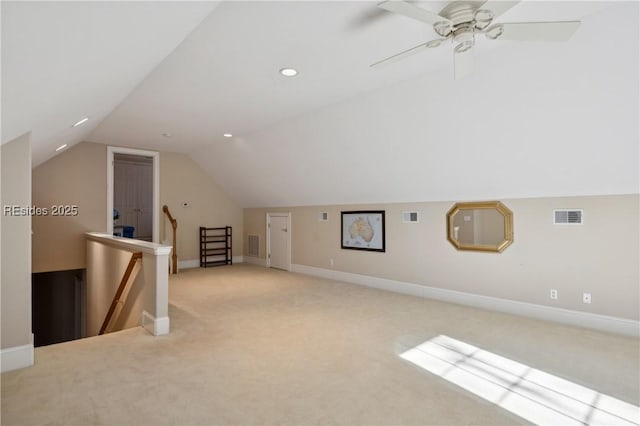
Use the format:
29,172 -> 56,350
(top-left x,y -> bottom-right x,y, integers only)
1,133 -> 34,371
245,194 -> 639,327
32,142 -> 107,272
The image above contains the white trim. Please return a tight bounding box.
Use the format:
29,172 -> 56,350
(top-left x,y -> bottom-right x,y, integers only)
107,146 -> 160,243
266,212 -> 292,271
86,232 -> 171,255
244,256 -> 267,267
141,311 -> 170,336
1,334 -> 34,372
291,264 -> 640,337
232,255 -> 244,264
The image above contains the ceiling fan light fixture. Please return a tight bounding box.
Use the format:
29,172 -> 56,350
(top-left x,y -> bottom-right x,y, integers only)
485,24 -> 504,40
474,9 -> 493,30
453,26 -> 475,52
433,21 -> 452,37
454,40 -> 474,53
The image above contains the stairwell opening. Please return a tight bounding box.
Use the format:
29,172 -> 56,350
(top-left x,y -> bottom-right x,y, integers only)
32,269 -> 86,347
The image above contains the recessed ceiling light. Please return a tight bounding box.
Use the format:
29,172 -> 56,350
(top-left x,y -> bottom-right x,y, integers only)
55,144 -> 67,152
162,133 -> 172,138
72,117 -> 89,127
279,68 -> 298,77
223,133 -> 233,138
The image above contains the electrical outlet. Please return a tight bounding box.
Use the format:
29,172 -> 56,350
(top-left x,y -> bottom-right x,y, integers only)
583,292 -> 592,304
550,289 -> 558,300
329,258 -> 334,267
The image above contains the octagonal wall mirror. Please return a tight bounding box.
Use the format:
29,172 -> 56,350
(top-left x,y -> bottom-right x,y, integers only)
446,201 -> 514,253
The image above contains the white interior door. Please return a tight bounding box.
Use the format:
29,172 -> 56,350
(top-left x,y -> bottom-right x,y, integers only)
267,213 -> 291,271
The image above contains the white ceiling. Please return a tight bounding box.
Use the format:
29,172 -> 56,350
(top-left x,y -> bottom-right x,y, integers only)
1,1 -> 218,165
3,1 -> 638,207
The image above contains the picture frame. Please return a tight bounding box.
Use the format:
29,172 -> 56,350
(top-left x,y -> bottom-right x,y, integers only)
341,210 -> 385,252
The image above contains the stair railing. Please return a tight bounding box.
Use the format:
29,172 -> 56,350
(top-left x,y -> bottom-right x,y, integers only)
99,251 -> 143,335
162,205 -> 178,274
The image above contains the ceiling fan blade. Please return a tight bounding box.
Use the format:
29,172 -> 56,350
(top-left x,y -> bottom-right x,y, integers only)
349,9 -> 390,29
454,47 -> 475,80
378,0 -> 452,26
492,21 -> 581,42
479,1 -> 520,20
370,41 -> 431,68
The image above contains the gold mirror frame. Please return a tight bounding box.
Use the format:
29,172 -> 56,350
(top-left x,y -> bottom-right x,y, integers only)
446,201 -> 514,253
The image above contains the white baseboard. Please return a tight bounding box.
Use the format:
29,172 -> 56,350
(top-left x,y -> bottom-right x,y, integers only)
1,334 -> 34,372
141,311 -> 170,336
244,256 -> 267,267
291,264 -> 640,337
233,255 -> 244,264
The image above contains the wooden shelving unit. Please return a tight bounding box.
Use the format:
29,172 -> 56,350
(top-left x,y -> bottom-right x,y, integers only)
199,226 -> 232,267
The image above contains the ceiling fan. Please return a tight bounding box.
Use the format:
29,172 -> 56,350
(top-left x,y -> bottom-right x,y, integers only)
371,0 -> 581,79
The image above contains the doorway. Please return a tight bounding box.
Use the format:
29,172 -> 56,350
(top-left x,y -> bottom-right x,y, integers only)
266,212 -> 291,271
113,153 -> 153,241
107,147 -> 159,242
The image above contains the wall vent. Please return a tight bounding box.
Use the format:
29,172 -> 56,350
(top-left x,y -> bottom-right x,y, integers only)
402,211 -> 419,223
553,209 -> 584,225
319,212 -> 328,222
247,235 -> 260,257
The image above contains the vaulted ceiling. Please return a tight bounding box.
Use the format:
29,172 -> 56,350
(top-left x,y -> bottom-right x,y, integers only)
2,1 -> 638,207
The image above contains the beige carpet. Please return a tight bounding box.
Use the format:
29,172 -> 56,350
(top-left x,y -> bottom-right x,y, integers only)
2,264 -> 638,425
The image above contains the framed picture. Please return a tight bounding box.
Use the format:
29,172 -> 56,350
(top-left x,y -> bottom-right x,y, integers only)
341,210 -> 385,252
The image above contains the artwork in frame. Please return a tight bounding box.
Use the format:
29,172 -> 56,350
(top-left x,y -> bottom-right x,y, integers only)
341,210 -> 385,252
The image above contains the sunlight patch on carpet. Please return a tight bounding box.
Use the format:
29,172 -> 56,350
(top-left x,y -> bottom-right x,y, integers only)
400,335 -> 639,425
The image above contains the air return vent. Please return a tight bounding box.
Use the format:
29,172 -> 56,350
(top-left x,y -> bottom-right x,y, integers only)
402,211 -> 419,223
248,235 -> 260,257
553,209 -> 583,225
319,212 -> 328,222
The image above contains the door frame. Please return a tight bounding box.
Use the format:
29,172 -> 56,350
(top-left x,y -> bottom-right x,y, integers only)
266,212 -> 291,271
107,146 -> 160,243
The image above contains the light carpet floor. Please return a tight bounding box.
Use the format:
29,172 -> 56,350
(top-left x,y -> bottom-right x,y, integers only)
1,264 -> 638,425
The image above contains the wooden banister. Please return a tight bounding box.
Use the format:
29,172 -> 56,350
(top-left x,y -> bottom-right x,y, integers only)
163,205 -> 178,274
99,251 -> 143,335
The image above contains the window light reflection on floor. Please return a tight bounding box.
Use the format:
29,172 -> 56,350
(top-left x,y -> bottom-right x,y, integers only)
400,335 -> 639,426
